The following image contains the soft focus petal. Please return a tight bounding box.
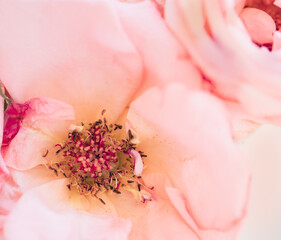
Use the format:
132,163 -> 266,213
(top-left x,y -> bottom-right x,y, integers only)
236,0 -> 247,13
200,227 -> 240,240
128,83 -> 250,231
3,97 -> 75,170
0,98 -> 8,175
232,118 -> 261,140
116,0 -> 202,92
165,0 -> 281,124
274,0 -> 281,7
0,97 -> 21,233
3,180 -> 131,240
0,171 -> 21,232
272,30 -> 281,50
240,7 -> 275,44
0,0 -> 142,122
238,124 -> 281,240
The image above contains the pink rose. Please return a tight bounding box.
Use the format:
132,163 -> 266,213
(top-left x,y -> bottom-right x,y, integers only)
0,0 -> 249,239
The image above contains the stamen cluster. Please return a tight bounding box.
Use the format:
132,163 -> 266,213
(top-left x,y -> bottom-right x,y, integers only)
46,115 -> 154,203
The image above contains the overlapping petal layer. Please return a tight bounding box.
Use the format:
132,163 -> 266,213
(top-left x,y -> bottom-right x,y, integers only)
0,99 -> 21,233
0,0 -> 142,122
1,82 -> 250,239
3,180 -> 131,240
107,173 -> 199,240
127,83 -> 250,238
165,0 -> 281,124
3,97 -> 75,170
115,0 -> 202,92
0,173 -> 21,233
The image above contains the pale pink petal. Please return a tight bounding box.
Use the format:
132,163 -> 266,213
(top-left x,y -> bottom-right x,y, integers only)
274,0 -> 281,7
129,149 -> 143,176
3,127 -> 54,170
0,0 -> 142,122
10,166 -> 56,192
166,187 -> 242,240
237,83 -> 281,116
142,200 -> 198,240
0,173 -> 21,231
116,0 -> 202,92
128,83 -> 250,230
24,97 -> 75,131
273,30 -> 281,50
200,227 -> 240,240
3,180 -> 131,240
166,187 -> 200,237
0,158 -> 8,177
232,118 -> 261,140
0,97 -> 21,231
239,124 -> 281,239
106,195 -> 198,240
107,173 -> 198,240
0,99 -> 8,175
3,97 -> 75,170
240,8 -> 275,44
235,0 -> 246,13
165,0 -> 281,124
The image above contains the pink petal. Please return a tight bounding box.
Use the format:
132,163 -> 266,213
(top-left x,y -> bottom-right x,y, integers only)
240,7 -> 275,44
200,227 -> 240,240
3,180 -> 131,240
0,98 -> 9,175
116,0 -> 202,91
107,173 -> 198,240
10,166 -> 56,192
166,187 -> 200,237
23,97 -> 75,129
3,97 -> 75,170
0,0 -> 142,122
142,200 -> 198,240
0,173 -> 21,231
129,149 -> 143,176
165,0 -> 281,124
0,97 -> 21,231
0,156 -> 8,176
166,187 -> 242,240
273,30 -> 281,50
2,102 -> 29,148
239,124 -> 281,239
274,0 -> 281,7
231,118 -> 261,140
3,126 -> 54,170
128,83 -> 250,230
235,0 -> 246,13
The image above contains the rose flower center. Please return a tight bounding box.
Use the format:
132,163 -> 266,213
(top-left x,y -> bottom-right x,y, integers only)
45,112 -> 155,204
